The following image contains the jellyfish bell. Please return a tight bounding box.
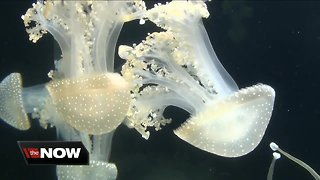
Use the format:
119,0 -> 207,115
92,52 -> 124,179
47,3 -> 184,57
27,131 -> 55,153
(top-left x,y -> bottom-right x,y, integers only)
0,73 -> 30,130
174,84 -> 275,157
57,160 -> 117,180
46,73 -> 131,135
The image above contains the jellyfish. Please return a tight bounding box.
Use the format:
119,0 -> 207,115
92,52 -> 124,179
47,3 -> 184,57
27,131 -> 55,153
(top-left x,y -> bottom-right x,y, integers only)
120,1 -> 275,157
0,1 -> 146,179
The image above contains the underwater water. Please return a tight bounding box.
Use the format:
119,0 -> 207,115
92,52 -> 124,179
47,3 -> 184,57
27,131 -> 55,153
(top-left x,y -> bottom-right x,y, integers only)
0,1 -> 319,180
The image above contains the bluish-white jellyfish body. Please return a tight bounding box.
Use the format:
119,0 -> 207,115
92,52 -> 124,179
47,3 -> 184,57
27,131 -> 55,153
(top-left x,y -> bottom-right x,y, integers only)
119,1 -> 275,157
0,1 -> 146,180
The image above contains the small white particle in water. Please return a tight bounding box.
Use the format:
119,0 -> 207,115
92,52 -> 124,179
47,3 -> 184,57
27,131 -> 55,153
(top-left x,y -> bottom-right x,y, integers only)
139,19 -> 145,25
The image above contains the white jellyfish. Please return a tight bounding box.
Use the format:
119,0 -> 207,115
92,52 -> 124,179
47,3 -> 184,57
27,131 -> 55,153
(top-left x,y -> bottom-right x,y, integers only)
120,1 -> 275,157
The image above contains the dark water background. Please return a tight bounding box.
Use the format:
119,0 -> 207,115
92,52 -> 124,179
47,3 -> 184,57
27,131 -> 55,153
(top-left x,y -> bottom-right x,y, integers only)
0,1 -> 319,180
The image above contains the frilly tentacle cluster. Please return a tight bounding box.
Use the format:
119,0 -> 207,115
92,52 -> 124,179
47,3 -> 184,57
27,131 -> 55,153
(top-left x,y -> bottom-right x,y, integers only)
120,1 -> 216,138
22,0 -> 146,78
146,1 -> 209,31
